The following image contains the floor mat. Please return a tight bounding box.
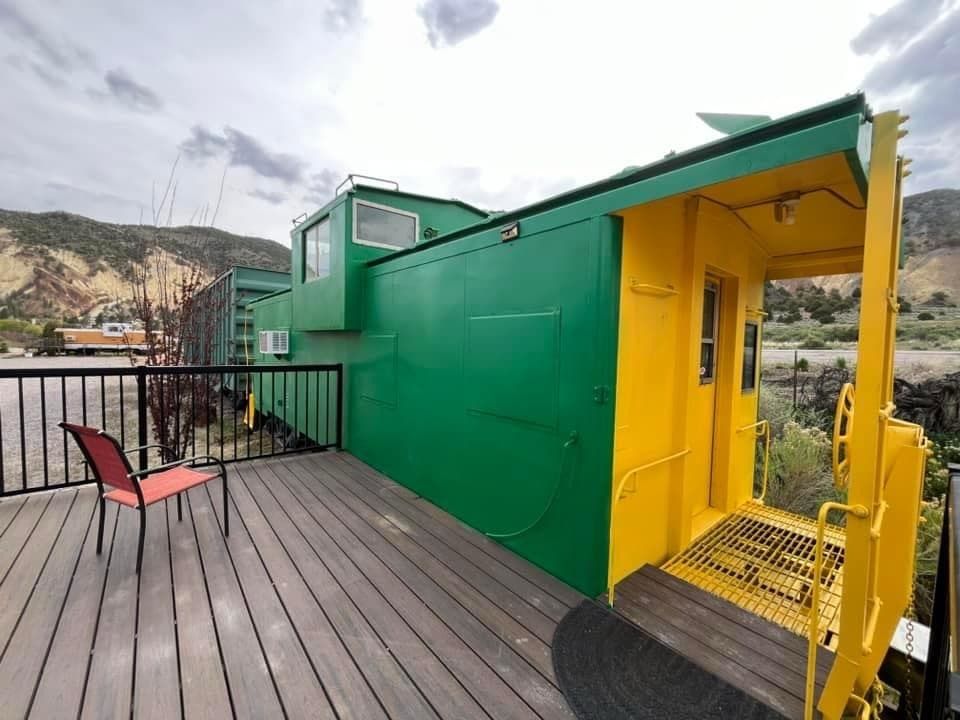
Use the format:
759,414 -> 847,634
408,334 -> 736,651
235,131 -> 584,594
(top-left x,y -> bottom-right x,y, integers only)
552,600 -> 786,720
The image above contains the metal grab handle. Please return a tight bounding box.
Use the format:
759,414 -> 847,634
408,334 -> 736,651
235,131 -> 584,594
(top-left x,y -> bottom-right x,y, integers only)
737,420 -> 771,503
607,448 -> 691,606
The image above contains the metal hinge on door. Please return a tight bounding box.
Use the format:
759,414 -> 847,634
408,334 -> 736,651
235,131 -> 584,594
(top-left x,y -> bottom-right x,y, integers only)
593,385 -> 610,404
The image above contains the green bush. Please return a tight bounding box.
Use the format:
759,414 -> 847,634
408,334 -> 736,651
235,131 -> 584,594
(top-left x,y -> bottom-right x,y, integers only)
765,422 -> 840,518
799,330 -> 827,349
0,339 -> 8,353
835,357 -> 847,370
914,500 -> 943,625
917,312 -> 935,321
796,357 -> 810,372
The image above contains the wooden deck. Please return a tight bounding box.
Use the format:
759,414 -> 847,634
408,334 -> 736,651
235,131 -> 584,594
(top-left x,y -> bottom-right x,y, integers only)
608,565 -> 834,719
0,451 -> 582,720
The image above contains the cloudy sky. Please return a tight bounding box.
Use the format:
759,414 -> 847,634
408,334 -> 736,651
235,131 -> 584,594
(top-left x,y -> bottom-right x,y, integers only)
0,0 -> 956,244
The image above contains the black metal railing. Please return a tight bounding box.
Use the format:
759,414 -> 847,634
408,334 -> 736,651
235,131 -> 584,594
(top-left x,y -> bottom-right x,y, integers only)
920,463 -> 960,719
0,363 -> 343,497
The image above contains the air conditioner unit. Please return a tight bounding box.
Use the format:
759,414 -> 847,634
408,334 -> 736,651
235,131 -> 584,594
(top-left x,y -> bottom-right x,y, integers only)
259,330 -> 289,355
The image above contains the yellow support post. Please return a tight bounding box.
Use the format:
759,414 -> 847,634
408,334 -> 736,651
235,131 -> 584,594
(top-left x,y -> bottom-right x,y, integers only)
817,111 -> 903,719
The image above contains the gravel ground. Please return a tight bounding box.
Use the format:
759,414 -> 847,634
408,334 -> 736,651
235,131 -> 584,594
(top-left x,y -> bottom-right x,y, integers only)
0,356 -> 295,493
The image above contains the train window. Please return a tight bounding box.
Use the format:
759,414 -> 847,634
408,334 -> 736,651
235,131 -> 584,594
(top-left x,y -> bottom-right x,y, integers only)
303,217 -> 331,282
742,322 -> 759,392
699,280 -> 719,384
354,201 -> 418,250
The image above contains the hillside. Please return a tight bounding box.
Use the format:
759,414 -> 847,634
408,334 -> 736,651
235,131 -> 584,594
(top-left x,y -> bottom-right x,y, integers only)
780,189 -> 960,303
0,209 -> 290,320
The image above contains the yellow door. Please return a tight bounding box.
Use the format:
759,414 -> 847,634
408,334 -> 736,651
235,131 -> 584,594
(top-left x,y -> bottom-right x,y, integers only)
691,276 -> 720,515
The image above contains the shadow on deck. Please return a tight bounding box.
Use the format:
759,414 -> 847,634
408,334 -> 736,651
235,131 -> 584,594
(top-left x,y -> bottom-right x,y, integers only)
0,451 -> 582,720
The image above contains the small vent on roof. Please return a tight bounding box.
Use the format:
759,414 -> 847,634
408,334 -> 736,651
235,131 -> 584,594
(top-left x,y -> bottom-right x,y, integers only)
259,330 -> 289,356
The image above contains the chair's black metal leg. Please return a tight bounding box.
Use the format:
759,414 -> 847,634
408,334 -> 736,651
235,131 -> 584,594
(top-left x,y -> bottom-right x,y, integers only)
177,493 -> 182,522
223,471 -> 229,537
96,495 -> 105,555
137,506 -> 146,574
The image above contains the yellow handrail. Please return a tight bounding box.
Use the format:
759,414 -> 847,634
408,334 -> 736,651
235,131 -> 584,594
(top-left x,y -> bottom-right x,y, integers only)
805,501 -> 869,720
737,420 -> 771,503
607,448 -> 690,605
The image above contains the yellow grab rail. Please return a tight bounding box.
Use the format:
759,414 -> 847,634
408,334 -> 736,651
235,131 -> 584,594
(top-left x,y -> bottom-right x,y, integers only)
737,419 -> 771,503
805,501 -> 869,720
607,448 -> 690,605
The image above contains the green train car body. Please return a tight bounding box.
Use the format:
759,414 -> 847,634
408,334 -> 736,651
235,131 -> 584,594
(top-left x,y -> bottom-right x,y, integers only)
251,95 -> 875,595
186,265 -> 289,391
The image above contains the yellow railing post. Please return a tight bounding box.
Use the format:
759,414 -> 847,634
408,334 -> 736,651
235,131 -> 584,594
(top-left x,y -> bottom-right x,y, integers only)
737,419 -> 770,502
608,448 -> 690,605
805,502 -> 869,720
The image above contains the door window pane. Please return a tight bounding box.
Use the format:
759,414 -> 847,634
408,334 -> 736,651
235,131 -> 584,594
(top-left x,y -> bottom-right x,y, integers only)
742,322 -> 759,391
699,281 -> 719,383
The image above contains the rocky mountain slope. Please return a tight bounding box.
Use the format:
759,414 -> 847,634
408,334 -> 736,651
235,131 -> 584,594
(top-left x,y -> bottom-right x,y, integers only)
0,209 -> 290,320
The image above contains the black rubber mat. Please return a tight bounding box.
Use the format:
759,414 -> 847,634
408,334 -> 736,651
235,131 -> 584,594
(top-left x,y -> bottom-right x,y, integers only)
552,600 -> 786,719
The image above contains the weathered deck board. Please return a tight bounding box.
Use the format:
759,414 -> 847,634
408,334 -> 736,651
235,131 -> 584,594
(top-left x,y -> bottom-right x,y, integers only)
0,489 -> 94,719
30,502 -> 119,719
609,565 -> 835,720
0,451 -> 580,719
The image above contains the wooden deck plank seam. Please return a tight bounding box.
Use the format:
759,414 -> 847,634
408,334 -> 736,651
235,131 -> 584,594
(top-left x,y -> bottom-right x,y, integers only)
0,494 -> 30,540
631,567 -> 833,674
0,490 -> 80,661
283,459 -> 562,718
238,463 -> 445,720
627,575 -> 823,699
201,478 -> 380,720
14,492 -> 97,716
182,490 -> 240,720
162,498 -> 187,720
325,453 -> 570,627
75,503 -> 123,720
316,456 -> 559,643
298,458 -> 558,681
0,495 -> 54,588
247,461 -> 499,720
335,453 -> 579,610
25,499 -> 117,719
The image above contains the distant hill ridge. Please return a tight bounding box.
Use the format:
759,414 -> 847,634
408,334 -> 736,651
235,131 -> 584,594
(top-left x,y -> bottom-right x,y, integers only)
0,189 -> 957,321
0,209 -> 290,320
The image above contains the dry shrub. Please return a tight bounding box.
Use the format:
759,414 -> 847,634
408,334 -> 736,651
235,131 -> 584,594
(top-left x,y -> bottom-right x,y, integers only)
765,422 -> 842,518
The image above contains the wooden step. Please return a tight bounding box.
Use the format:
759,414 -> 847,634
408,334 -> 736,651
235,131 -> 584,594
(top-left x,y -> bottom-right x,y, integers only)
604,565 -> 834,719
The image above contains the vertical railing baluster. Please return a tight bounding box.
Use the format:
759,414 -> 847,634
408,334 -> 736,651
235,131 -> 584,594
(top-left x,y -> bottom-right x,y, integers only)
137,366 -> 148,472
159,374 -> 166,456
282,370 -> 288,452
294,370 -> 299,451
219,372 -> 224,462
0,399 -> 5,493
18,377 -> 27,490
80,375 -> 88,481
190,372 -> 197,455
61,376 -> 68,484
335,365 -> 343,449
100,375 -> 106,431
174,374 -> 181,461
119,376 -> 126,449
259,371 -> 264,456
233,374 -> 238,461
326,371 -> 331,447
40,377 -> 49,487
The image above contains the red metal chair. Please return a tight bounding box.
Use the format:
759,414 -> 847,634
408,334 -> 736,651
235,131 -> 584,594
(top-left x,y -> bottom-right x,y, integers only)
59,422 -> 228,573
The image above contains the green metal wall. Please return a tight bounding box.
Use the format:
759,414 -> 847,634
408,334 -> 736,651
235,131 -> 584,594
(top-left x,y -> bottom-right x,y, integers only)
255,215 -> 621,595
291,188 -> 489,332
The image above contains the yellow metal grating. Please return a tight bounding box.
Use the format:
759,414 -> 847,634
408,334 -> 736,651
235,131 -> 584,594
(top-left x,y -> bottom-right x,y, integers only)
662,503 -> 846,645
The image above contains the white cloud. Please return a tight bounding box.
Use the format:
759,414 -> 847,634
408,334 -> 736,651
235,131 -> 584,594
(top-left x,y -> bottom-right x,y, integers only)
0,0 -> 949,248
